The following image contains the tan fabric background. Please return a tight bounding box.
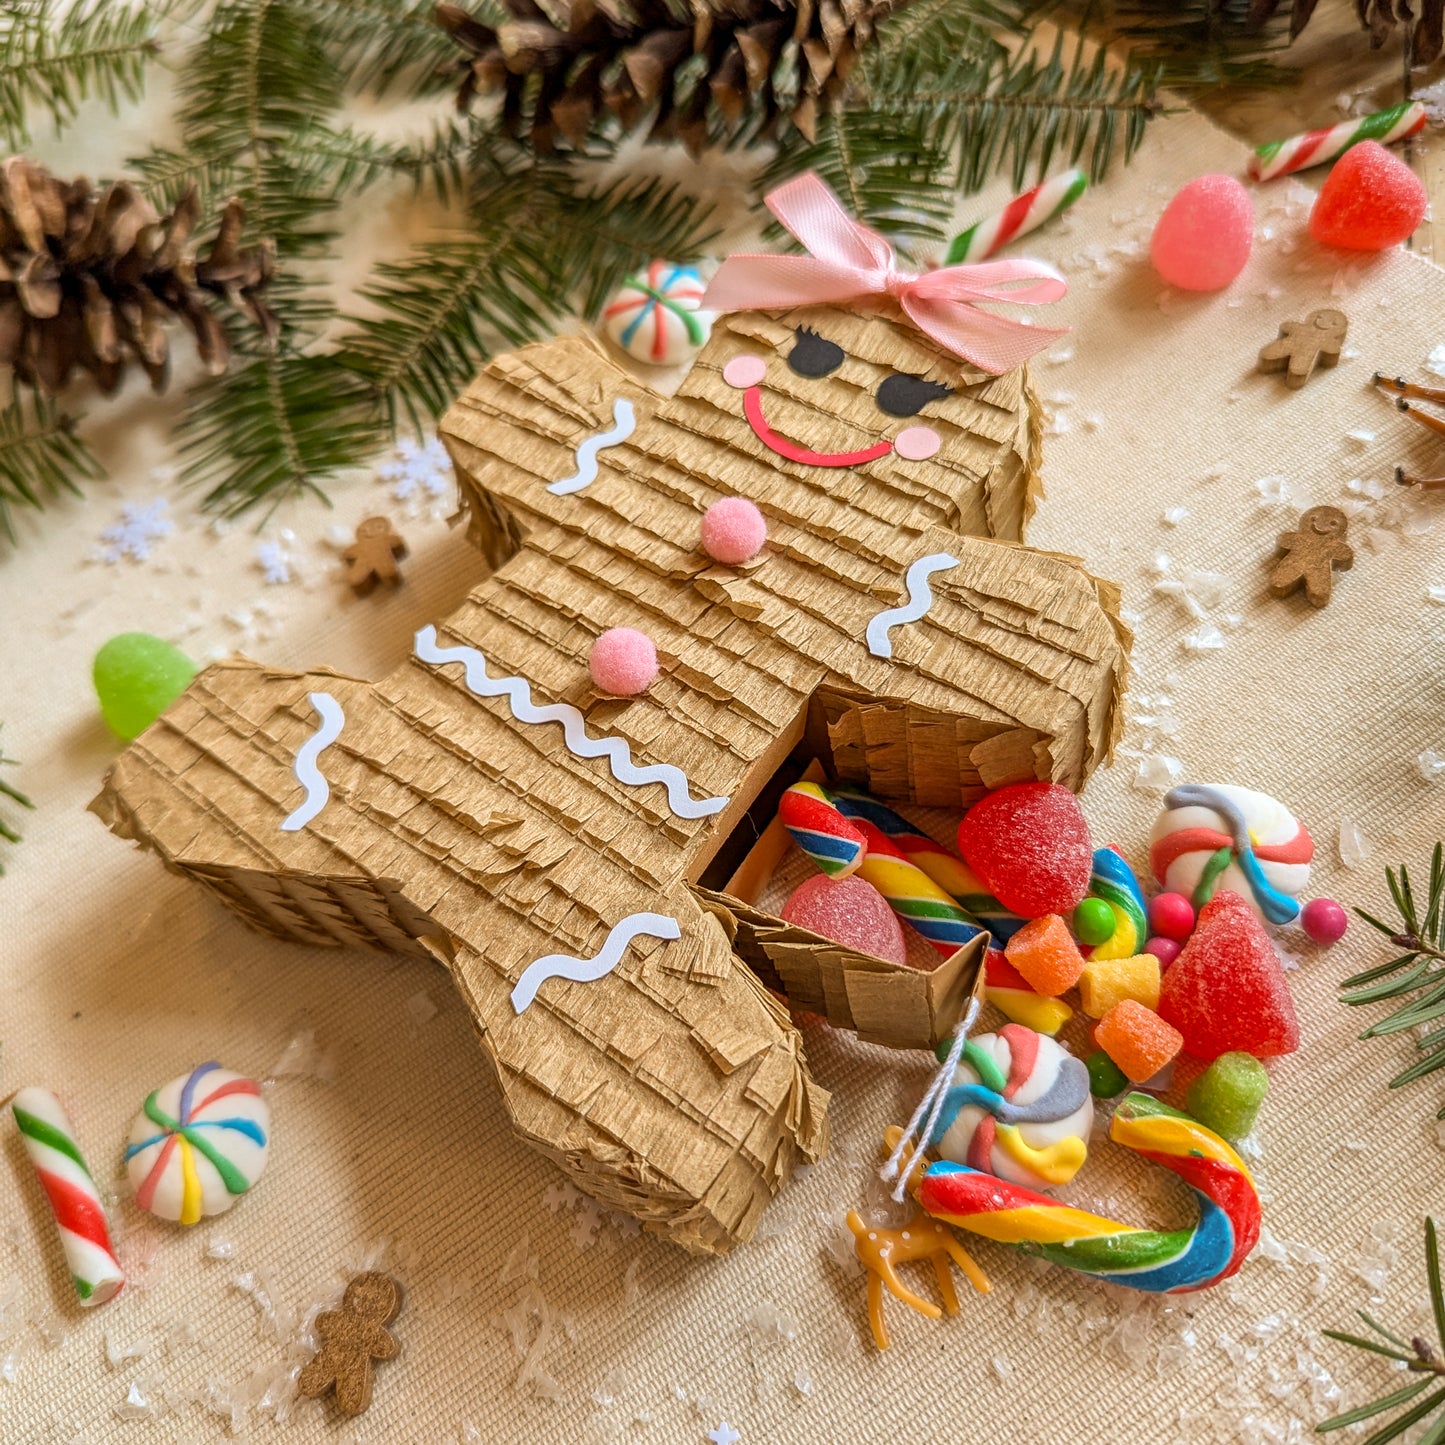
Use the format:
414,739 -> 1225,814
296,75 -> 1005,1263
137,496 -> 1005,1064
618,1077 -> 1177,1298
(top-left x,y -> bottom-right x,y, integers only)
4,98 -> 1445,1444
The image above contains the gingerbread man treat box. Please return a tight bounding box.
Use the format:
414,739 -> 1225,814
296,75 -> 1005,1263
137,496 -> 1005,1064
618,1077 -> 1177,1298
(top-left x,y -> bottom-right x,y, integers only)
92,177 -> 1130,1254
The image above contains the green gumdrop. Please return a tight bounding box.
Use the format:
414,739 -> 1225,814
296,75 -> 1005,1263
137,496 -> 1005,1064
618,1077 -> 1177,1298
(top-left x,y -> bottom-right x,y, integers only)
1074,897 -> 1115,946
1086,1048 -> 1128,1098
1186,1050 -> 1268,1139
93,632 -> 196,741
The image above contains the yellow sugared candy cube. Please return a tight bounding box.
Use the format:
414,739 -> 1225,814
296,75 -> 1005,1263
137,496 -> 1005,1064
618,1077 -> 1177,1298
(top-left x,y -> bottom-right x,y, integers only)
1078,953 -> 1161,1018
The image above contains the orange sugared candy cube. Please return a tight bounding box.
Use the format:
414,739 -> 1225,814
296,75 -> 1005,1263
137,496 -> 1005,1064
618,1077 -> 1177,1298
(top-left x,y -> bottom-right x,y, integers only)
1096,1000 -> 1183,1083
1004,914 -> 1085,997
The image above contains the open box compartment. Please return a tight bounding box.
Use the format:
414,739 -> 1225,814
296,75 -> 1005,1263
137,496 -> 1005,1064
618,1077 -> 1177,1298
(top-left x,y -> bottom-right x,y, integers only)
694,757 -> 986,1052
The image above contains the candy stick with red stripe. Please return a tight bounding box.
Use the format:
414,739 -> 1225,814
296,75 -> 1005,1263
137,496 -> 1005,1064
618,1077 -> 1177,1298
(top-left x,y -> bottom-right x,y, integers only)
11,1088 -> 124,1306
1249,101 -> 1426,182
945,170 -> 1089,265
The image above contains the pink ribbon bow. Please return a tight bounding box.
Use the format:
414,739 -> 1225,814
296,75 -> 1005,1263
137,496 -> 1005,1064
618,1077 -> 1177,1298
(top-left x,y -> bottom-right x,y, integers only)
702,173 -> 1069,375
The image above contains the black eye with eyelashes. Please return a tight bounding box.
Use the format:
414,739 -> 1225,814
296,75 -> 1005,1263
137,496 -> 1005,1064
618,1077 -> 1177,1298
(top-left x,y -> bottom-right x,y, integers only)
876,373 -> 952,417
787,326 -> 845,378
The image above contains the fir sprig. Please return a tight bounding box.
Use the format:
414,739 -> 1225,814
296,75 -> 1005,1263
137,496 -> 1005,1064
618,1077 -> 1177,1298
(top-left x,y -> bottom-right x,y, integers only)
1318,1218 -> 1445,1441
0,0 -> 162,152
1342,845 -> 1445,1113
0,723 -> 33,875
0,394 -> 102,545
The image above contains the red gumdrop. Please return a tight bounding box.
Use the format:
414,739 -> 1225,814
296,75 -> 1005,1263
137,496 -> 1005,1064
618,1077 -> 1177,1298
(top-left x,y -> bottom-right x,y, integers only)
1157,891 -> 1299,1060
1150,174 -> 1254,291
1310,141 -> 1427,252
956,782 -> 1093,918
781,874 -> 908,966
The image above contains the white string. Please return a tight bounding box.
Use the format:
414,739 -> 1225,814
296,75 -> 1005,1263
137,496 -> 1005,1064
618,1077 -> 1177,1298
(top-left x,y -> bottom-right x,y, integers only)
879,995 -> 980,1202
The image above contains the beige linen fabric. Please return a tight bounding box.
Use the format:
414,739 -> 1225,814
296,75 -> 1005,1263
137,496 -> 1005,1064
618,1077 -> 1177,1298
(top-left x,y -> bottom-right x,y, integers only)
4,102 -> 1445,1443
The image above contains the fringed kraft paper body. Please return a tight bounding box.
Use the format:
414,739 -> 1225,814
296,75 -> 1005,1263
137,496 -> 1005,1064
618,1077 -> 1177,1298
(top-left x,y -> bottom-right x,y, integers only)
92,301 -> 1130,1254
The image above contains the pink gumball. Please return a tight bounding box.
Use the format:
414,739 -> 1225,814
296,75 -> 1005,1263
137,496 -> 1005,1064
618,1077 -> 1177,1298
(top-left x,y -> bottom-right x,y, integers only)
1145,936 -> 1182,970
1301,897 -> 1348,946
588,627 -> 658,696
700,497 -> 767,565
1149,892 -> 1196,943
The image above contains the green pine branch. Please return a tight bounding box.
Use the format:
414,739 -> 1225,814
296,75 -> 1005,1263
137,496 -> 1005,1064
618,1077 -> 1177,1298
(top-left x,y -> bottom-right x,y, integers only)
336,153 -> 717,433
0,0 -> 161,151
0,393 -> 103,547
307,0 -> 469,96
1318,1218 -> 1445,1441
1341,844 -> 1445,1114
0,722 -> 33,873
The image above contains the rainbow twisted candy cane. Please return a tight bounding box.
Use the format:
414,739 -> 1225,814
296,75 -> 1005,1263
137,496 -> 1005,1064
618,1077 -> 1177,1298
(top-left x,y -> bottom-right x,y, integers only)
1086,846 -> 1149,961
918,1093 -> 1260,1293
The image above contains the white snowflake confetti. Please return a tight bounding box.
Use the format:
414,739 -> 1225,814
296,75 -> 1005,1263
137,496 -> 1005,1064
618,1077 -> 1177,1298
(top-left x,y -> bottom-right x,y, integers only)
1420,750 -> 1445,783
1426,343 -> 1445,379
379,436 -> 453,502
1161,506 -> 1188,527
1338,818 -> 1371,870
255,541 -> 292,585
1254,475 -> 1289,509
1429,585 -> 1445,603
96,500 -> 172,564
1133,754 -> 1184,794
708,1424 -> 741,1445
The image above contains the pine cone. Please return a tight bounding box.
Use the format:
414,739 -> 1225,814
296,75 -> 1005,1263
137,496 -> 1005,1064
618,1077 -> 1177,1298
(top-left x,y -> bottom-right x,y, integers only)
1354,0 -> 1445,63
0,158 -> 277,397
435,0 -> 891,154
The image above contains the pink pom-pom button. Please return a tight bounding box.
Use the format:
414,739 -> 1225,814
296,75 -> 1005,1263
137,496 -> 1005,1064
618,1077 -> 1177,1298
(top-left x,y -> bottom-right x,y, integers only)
700,497 -> 768,565
1301,897 -> 1348,946
588,627 -> 659,696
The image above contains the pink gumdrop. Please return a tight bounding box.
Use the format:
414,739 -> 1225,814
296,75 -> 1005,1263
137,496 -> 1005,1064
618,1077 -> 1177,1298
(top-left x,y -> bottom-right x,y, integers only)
723,354 -> 766,389
781,874 -> 908,966
700,497 -> 768,565
1150,174 -> 1253,291
1310,141 -> 1427,252
1146,936 -> 1182,970
1301,897 -> 1349,946
1149,892 -> 1196,942
588,627 -> 658,696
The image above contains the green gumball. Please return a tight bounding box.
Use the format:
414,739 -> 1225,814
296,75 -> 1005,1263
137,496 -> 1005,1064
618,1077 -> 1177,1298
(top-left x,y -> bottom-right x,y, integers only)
1073,896 -> 1116,947
93,632 -> 196,741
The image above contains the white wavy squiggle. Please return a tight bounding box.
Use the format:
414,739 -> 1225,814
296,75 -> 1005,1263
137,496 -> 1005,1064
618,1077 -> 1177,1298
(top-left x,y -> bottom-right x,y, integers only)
280,691 -> 345,832
510,911 -> 681,1013
414,626 -> 729,820
864,552 -> 961,659
548,399 -> 636,495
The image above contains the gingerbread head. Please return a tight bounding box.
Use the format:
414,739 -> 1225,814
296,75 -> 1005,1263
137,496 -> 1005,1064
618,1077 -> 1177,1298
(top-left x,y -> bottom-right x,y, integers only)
94,176 -> 1129,1255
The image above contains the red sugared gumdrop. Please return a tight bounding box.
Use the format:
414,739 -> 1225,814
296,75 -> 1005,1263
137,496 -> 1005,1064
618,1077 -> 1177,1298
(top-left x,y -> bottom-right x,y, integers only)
782,874 -> 908,966
957,782 -> 1093,918
1310,141 -> 1426,252
1150,174 -> 1254,292
1158,890 -> 1299,1060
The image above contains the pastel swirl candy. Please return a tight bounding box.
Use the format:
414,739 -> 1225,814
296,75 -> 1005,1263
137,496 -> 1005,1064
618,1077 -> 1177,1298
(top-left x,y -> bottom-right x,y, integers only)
124,1063 -> 271,1225
1087,846 -> 1149,961
1149,784 -> 1313,926
918,1092 -> 1260,1293
925,1024 -> 1092,1189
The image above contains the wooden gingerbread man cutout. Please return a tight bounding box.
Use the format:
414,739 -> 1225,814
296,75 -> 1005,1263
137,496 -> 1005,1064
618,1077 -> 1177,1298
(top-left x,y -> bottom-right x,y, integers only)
297,1271 -> 402,1415
343,515 -> 407,594
1257,308 -> 1349,389
93,193 -> 1130,1254
1269,504 -> 1353,607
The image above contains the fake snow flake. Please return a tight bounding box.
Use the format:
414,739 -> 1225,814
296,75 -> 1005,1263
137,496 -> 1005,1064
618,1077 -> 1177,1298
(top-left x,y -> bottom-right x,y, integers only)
1338,818 -> 1371,870
708,1425 -> 741,1445
1345,429 -> 1375,448
1419,749 -> 1445,783
406,990 -> 438,1025
96,500 -> 171,564
379,435 -> 453,502
1183,624 -> 1226,653
1161,506 -> 1188,526
1254,475 -> 1289,509
1133,754 -> 1185,795
1425,342 -> 1445,379
114,1379 -> 157,1421
255,541 -> 292,585
206,1233 -> 236,1260
1429,585 -> 1445,603
267,1028 -> 337,1084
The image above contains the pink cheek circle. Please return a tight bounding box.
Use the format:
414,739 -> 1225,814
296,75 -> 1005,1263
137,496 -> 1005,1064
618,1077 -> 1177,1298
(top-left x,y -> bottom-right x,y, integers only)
723,354 -> 767,390
893,425 -> 941,461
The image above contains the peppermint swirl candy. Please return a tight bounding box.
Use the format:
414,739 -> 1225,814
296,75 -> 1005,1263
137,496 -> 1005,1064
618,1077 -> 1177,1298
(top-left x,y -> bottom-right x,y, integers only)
1149,783 -> 1313,926
124,1063 -> 270,1225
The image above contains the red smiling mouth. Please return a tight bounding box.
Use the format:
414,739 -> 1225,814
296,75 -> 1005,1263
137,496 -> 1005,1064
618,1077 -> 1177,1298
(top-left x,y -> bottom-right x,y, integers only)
742,386 -> 893,468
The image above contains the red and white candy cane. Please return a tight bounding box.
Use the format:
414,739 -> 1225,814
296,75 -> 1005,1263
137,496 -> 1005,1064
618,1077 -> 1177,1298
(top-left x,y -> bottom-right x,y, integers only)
12,1088 -> 124,1306
1249,101 -> 1426,182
